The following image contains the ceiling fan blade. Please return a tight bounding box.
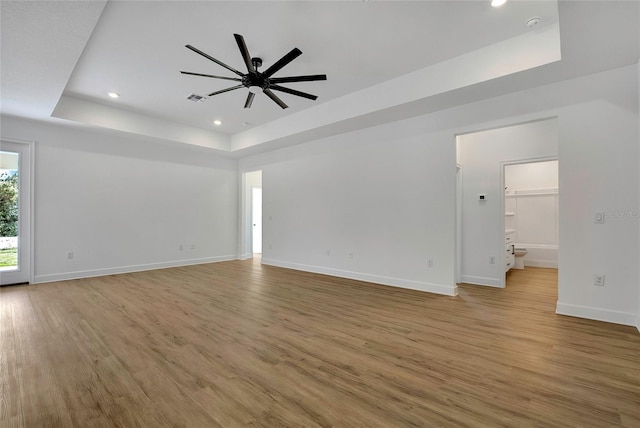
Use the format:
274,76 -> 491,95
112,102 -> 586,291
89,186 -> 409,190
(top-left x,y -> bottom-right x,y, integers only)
270,84 -> 318,101
263,88 -> 288,109
234,34 -> 255,73
185,45 -> 244,77
244,92 -> 255,108
180,71 -> 242,82
269,74 -> 327,84
208,85 -> 243,97
262,48 -> 302,78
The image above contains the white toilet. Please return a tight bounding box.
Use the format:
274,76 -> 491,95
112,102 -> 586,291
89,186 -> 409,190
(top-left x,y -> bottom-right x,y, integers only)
514,248 -> 528,269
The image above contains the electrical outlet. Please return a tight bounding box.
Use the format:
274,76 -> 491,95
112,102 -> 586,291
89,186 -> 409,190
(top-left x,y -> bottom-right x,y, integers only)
427,258 -> 433,267
326,250 -> 331,256
595,212 -> 605,224
190,244 -> 195,250
348,251 -> 354,259
179,245 -> 184,251
489,256 -> 496,264
594,274 -> 605,286
67,251 -> 74,260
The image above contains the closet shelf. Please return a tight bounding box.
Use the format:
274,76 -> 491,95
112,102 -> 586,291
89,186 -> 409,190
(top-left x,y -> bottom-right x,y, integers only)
505,212 -> 515,216
505,229 -> 516,234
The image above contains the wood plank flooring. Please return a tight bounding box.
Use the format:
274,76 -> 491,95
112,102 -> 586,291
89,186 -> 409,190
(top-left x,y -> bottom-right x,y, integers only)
1,260 -> 639,427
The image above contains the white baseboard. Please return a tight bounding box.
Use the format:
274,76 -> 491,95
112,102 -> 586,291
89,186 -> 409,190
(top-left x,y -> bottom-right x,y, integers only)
525,259 -> 558,268
556,302 -> 638,328
459,274 -> 503,288
261,258 -> 458,296
34,255 -> 237,284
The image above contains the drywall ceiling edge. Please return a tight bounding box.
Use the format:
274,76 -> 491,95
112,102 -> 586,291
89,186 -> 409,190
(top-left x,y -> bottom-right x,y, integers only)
52,95 -> 230,151
230,23 -> 561,152
0,1 -> 107,119
51,21 -> 560,155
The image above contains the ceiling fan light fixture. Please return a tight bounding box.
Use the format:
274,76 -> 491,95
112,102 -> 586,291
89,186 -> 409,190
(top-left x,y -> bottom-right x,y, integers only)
181,34 -> 327,110
107,92 -> 120,99
213,119 -> 222,126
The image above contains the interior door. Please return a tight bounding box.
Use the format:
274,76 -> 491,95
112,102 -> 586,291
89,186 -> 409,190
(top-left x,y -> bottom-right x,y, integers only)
0,141 -> 31,285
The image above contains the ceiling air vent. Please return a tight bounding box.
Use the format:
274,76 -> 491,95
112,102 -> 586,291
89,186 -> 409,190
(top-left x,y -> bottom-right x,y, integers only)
186,93 -> 207,102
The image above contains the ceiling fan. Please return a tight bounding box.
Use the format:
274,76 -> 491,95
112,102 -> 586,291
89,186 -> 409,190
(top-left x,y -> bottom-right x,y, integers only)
181,34 -> 327,109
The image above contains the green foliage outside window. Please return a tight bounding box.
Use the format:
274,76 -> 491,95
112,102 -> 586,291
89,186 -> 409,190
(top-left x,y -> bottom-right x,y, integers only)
0,173 -> 18,237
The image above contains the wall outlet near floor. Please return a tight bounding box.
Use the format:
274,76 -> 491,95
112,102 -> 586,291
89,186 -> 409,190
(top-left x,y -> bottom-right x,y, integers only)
594,274 -> 605,286
348,251 -> 354,259
178,245 -> 184,251
489,256 -> 496,264
67,251 -> 74,260
427,258 -> 433,267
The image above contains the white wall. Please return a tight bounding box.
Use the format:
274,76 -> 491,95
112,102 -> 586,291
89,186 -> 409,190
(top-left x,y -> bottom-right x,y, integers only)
556,66 -> 638,327
0,116 -> 239,282
638,58 -> 640,332
241,120 -> 458,296
242,64 -> 639,327
505,160 -> 559,192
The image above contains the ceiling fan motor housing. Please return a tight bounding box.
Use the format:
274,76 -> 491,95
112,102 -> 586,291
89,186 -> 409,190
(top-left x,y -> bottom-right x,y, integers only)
243,66 -> 268,90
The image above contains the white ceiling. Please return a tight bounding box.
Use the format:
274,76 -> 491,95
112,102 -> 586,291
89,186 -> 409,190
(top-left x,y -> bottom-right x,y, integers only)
62,0 -> 558,134
1,1 -> 639,156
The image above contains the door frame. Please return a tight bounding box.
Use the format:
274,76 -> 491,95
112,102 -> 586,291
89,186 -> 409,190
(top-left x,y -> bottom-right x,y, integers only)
455,164 -> 462,284
1,139 -> 35,285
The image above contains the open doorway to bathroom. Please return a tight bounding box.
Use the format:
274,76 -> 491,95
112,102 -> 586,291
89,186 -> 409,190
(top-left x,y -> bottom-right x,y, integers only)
456,117 -> 558,289
503,159 -> 559,286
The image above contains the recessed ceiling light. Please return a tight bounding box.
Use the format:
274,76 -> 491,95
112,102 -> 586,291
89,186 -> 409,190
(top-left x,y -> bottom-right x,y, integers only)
213,120 -> 222,126
491,0 -> 507,7
107,92 -> 119,99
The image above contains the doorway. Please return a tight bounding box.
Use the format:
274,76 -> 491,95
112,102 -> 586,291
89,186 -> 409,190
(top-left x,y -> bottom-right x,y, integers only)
252,187 -> 262,254
0,140 -> 33,286
456,118 -> 559,288
502,158 -> 559,286
242,170 -> 262,259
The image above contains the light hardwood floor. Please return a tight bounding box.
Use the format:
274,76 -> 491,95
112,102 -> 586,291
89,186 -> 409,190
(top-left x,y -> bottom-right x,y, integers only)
1,260 -> 639,427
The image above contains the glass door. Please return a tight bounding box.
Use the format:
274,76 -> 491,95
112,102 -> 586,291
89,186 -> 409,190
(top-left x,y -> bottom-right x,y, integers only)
0,141 -> 31,285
